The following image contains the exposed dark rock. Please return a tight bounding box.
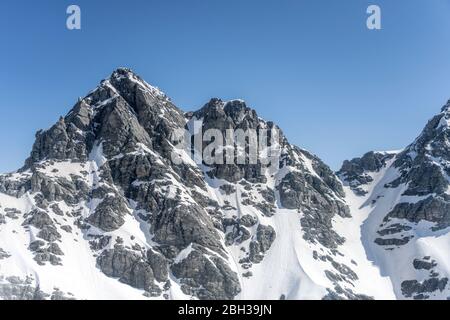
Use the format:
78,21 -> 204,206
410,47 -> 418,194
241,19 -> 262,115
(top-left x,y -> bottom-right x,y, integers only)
97,247 -> 161,296
30,171 -> 88,205
150,200 -> 224,254
23,209 -> 62,242
338,151 -> 395,195
4,208 -> 21,219
413,258 -> 437,270
146,248 -> 169,282
60,225 -> 72,233
260,187 -> 275,204
89,235 -> 111,251
374,237 -> 411,246
225,224 -> 251,246
0,248 -> 10,259
385,196 -> 450,230
377,223 -> 412,236
87,195 -> 128,232
50,204 -> 64,216
29,240 -> 45,252
401,278 -> 448,298
249,224 -> 276,263
219,184 -> 236,195
239,215 -> 257,228
278,169 -> 350,248
171,249 -> 240,300
34,252 -> 62,266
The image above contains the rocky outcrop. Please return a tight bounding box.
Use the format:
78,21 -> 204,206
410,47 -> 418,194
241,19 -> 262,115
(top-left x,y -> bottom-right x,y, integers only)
401,278 -> 448,299
190,98 -> 271,183
23,210 -> 61,243
249,224 -> 276,263
171,248 -> 240,300
382,102 -> 450,230
97,246 -> 162,296
150,201 -> 224,254
338,151 -> 395,195
87,195 -> 129,232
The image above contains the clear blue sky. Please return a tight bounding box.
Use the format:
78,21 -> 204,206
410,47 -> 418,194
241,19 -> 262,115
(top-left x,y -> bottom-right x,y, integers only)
1,0 -> 450,172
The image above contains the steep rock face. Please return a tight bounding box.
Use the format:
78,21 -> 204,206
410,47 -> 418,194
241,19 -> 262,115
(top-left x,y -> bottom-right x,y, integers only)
339,102 -> 450,300
338,151 -> 396,196
0,68 -> 376,300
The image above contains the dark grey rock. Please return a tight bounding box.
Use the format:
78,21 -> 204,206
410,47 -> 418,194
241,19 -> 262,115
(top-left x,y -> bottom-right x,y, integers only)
50,203 -> 64,216
338,151 -> 395,194
225,224 -> 251,246
384,196 -> 450,230
374,237 -> 411,246
29,240 -> 45,252
171,249 -> 240,300
97,247 -> 161,295
4,208 -> 21,219
146,248 -> 169,282
34,252 -> 62,266
260,188 -> 275,204
401,277 -> 448,298
219,184 -> 236,195
23,209 -> 62,242
413,258 -> 437,270
60,225 -> 72,233
256,224 -> 276,252
249,224 -> 276,263
88,235 -> 111,251
239,215 -> 257,227
87,195 -> 128,232
0,248 -> 10,259
277,168 -> 350,249
23,209 -> 53,229
150,200 -> 224,254
377,223 -> 412,236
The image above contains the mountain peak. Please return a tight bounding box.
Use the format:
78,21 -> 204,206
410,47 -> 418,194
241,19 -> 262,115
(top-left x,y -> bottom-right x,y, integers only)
441,99 -> 450,113
107,67 -> 167,100
110,67 -> 137,79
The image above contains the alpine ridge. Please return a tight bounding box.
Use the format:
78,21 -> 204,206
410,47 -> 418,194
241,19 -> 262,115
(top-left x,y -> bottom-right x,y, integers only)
339,102 -> 450,300
0,68 -> 448,300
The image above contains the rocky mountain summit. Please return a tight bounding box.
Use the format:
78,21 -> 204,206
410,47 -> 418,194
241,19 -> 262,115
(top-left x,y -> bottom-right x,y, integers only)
0,68 -> 448,300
